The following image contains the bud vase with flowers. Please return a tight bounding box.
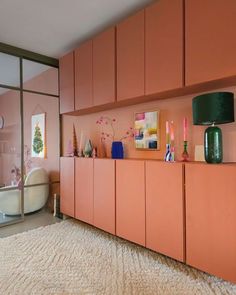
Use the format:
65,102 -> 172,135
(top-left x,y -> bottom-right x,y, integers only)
96,116 -> 134,159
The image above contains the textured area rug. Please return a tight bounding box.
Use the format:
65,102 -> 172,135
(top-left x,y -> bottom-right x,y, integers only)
0,220 -> 236,295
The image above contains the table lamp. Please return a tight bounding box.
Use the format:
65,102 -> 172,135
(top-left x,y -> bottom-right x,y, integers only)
192,92 -> 234,163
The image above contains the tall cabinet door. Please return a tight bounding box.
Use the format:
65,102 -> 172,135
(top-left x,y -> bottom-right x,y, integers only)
74,40 -> 93,110
145,0 -> 183,94
186,0 -> 236,85
59,52 -> 74,114
186,163 -> 236,283
60,157 -> 74,217
93,27 -> 116,106
116,160 -> 145,246
75,158 -> 93,224
146,161 -> 184,262
117,10 -> 144,101
94,159 -> 115,234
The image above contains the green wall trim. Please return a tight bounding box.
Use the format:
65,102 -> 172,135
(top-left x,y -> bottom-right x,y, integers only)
0,42 -> 59,68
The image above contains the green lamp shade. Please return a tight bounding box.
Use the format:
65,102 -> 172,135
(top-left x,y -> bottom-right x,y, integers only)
192,92 -> 235,163
193,92 -> 234,125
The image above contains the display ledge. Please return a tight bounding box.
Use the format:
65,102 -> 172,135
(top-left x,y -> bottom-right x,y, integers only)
63,74 -> 236,116
60,156 -> 236,166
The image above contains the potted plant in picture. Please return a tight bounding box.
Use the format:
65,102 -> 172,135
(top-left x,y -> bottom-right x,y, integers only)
96,116 -> 134,159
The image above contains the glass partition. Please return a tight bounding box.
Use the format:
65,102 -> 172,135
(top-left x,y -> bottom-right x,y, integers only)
0,88 -> 23,225
23,59 -> 58,95
0,52 -> 20,87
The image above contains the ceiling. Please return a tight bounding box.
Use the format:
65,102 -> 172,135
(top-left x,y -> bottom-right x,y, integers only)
0,0 -> 154,59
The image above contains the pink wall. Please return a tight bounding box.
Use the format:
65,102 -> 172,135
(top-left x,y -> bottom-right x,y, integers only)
62,86 -> 236,163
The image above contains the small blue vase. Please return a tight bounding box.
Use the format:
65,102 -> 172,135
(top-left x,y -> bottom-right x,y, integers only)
111,141 -> 124,159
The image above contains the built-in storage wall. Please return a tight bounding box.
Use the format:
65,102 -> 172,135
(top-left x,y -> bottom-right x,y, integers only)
59,0 -> 236,285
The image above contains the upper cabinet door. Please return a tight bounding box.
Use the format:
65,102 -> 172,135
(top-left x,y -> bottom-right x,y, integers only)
186,163 -> 236,283
186,0 -> 236,85
60,157 -> 75,217
117,10 -> 144,101
146,161 -> 184,262
75,158 -> 94,225
145,0 -> 183,94
59,52 -> 74,114
116,160 -> 145,246
74,40 -> 93,110
93,159 -> 115,234
93,28 -> 116,106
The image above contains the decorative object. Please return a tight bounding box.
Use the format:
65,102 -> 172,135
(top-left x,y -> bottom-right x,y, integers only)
194,145 -> 205,162
182,118 -> 189,161
193,92 -> 234,163
72,124 -> 78,156
92,147 -> 97,158
97,139 -> 107,158
96,116 -> 134,158
164,121 -> 172,162
31,113 -> 46,158
0,115 -> 4,129
134,111 -> 160,150
111,141 -> 124,159
78,131 -> 84,157
66,140 -> 74,157
170,121 -> 175,161
84,139 -> 93,157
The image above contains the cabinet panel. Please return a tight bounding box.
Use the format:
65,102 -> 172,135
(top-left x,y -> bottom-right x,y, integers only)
116,160 -> 145,246
186,164 -> 236,283
94,159 -> 115,234
145,0 -> 183,94
75,40 -> 93,109
93,27 -> 116,106
60,157 -> 74,217
186,0 -> 236,85
146,161 -> 184,261
59,52 -> 74,113
75,158 -> 93,224
117,10 -> 144,101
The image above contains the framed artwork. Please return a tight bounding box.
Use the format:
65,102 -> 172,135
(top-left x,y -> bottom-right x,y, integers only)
134,110 -> 160,150
31,113 -> 46,158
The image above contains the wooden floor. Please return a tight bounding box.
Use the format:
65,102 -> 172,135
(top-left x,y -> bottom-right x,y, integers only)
0,209 -> 62,238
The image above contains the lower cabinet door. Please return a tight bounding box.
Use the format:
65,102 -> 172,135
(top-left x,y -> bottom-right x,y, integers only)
186,163 -> 236,283
75,158 -> 93,224
93,159 -> 115,234
146,161 -> 184,262
116,160 -> 145,246
60,157 -> 75,217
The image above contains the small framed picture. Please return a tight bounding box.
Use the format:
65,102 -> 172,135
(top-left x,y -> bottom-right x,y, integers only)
134,110 -> 160,150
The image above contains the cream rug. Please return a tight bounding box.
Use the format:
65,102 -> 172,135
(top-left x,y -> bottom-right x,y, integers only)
0,220 -> 236,295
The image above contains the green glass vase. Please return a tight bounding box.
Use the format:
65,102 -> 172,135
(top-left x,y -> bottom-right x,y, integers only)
204,126 -> 222,163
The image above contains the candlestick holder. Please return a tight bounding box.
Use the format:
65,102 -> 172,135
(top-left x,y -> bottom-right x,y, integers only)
182,140 -> 189,161
164,143 -> 172,162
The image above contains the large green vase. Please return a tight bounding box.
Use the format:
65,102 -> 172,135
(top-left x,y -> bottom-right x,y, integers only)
204,126 -> 222,163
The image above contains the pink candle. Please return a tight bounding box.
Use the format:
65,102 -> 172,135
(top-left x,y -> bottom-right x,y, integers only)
183,117 -> 187,141
170,121 -> 174,141
166,121 -> 170,144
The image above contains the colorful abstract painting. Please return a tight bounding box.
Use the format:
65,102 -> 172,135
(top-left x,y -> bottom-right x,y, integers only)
134,111 -> 160,150
31,113 -> 46,158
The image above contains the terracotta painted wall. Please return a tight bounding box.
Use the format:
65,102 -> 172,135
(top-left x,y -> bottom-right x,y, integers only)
62,86 -> 236,163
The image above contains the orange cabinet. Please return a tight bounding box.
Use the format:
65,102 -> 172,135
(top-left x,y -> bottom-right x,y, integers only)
60,157 -> 75,217
74,40 -> 93,109
116,160 -> 145,246
117,10 -> 144,101
145,0 -> 183,94
93,159 -> 115,234
75,158 -> 93,224
185,163 -> 236,283
146,161 -> 184,262
185,0 -> 236,85
93,27 -> 116,106
59,52 -> 74,113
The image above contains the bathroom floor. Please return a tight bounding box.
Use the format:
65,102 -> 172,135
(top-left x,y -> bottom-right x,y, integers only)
0,209 -> 62,238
